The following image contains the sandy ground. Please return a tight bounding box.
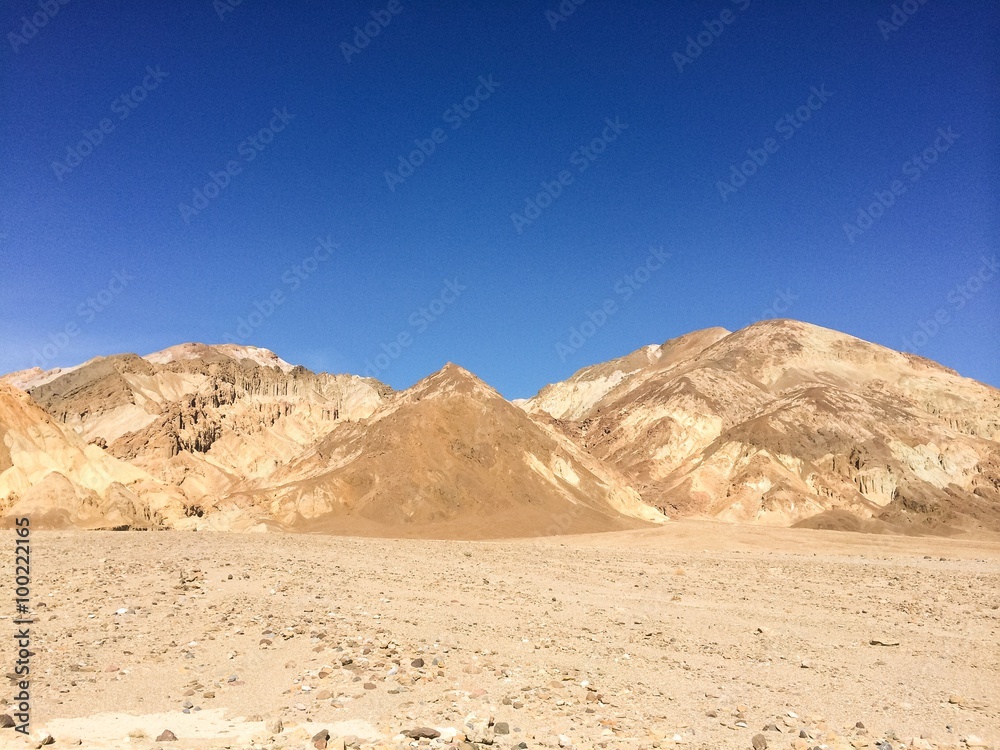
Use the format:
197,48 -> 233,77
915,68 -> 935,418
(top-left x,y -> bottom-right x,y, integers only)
1,522 -> 998,750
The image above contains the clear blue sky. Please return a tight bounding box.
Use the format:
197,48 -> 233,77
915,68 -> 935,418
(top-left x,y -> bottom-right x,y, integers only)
2,1 -> 997,398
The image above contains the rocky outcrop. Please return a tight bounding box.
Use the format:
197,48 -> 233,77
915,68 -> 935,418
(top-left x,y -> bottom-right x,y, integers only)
0,383 -> 185,529
11,344 -> 391,511
522,320 -> 1000,534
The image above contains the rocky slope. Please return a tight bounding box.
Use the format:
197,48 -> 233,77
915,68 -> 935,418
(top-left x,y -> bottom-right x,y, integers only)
19,344 -> 390,512
222,363 -> 663,535
521,320 -> 1000,534
0,382 -> 185,529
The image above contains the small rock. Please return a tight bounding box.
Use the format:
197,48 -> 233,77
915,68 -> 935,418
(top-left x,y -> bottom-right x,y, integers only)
268,718 -> 284,735
558,734 -> 573,747
963,737 -> 987,748
411,658 -> 425,668
495,722 -> 510,735
0,715 -> 14,728
155,730 -> 178,742
404,727 -> 441,740
753,733 -> 768,750
363,682 -> 376,690
764,725 -> 781,733
313,728 -> 331,749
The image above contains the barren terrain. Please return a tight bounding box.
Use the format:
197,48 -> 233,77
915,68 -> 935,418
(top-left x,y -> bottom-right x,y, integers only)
2,523 -> 997,749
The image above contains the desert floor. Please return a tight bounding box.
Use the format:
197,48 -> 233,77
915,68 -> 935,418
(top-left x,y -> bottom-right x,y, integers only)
2,522 -> 998,750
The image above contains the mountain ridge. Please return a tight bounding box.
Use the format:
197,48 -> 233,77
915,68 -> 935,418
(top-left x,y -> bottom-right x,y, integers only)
3,321 -> 998,537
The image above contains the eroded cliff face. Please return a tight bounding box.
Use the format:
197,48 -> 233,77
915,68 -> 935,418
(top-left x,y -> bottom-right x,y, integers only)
522,320 -> 1000,534
14,345 -> 391,517
0,382 -> 186,529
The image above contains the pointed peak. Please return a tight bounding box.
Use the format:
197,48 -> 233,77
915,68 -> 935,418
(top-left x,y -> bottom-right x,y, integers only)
409,362 -> 499,399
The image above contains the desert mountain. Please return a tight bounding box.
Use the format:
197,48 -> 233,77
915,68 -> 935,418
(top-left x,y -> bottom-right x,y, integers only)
522,319 -> 1000,534
221,363 -> 662,536
19,344 -> 391,508
4,324 -> 999,536
0,382 -> 185,529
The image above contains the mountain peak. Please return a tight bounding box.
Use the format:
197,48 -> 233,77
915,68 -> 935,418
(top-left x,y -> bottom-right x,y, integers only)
408,362 -> 500,401
143,343 -> 295,372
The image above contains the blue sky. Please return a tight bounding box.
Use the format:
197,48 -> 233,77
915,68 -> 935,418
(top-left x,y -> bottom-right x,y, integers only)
1,0 -> 997,398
